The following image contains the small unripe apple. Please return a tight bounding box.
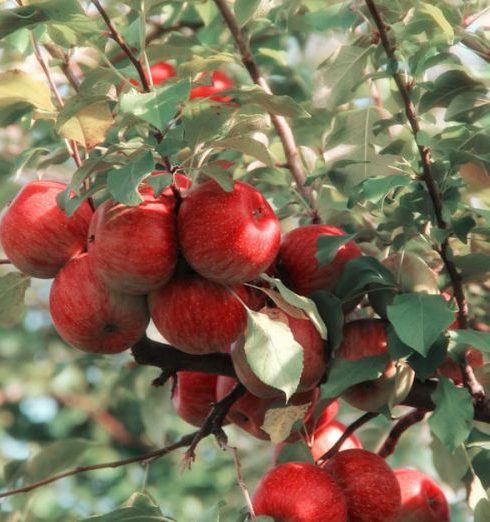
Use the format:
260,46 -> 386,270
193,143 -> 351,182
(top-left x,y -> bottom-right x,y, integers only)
216,376 -> 318,442
171,371 -> 218,427
394,468 -> 450,522
231,307 -> 326,398
88,191 -> 177,294
278,224 -> 362,296
252,461 -> 348,522
49,253 -> 149,354
178,180 -> 281,285
0,180 -> 92,278
325,449 -> 401,522
310,420 -> 363,462
148,273 -> 247,354
190,70 -> 233,102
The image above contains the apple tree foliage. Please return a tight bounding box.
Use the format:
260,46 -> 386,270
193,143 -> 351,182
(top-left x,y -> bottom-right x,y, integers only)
0,0 -> 489,520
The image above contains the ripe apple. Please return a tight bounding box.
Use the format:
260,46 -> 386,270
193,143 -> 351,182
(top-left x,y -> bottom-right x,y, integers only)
190,70 -> 233,102
309,399 -> 340,432
216,375 -> 319,442
310,420 -> 363,462
325,448 -> 401,522
49,253 -> 149,354
394,468 -> 450,522
148,272 -> 247,354
252,461 -> 348,522
178,180 -> 281,285
278,224 -> 362,296
0,180 -> 93,278
438,347 -> 484,385
172,371 -> 218,427
130,61 -> 176,88
231,307 -> 326,398
88,191 -> 177,294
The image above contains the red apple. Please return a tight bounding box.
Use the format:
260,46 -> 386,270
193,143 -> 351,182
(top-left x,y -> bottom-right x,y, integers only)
438,347 -> 484,385
49,253 -> 149,354
394,468 -> 450,522
172,371 -> 218,427
278,224 -> 362,296
310,420 -> 363,462
325,449 -> 401,522
88,191 -> 177,294
190,70 -> 233,102
252,462 -> 348,522
178,180 -> 281,285
216,375 -> 319,442
337,319 -> 388,360
148,273 -> 247,354
0,180 -> 92,278
309,399 -> 340,432
130,61 -> 176,88
231,307 -> 326,398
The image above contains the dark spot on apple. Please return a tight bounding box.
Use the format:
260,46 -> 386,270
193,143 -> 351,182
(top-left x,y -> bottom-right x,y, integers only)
88,234 -> 95,243
252,206 -> 263,219
103,323 -> 117,333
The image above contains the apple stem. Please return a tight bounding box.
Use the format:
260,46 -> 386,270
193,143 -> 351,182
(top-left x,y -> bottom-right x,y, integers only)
377,408 -> 427,458
315,412 -> 379,466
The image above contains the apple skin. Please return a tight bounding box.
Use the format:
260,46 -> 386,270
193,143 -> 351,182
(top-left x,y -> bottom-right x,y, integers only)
49,253 -> 149,354
278,224 -> 362,296
178,180 -> 281,285
130,61 -> 176,87
325,449 -> 401,522
310,420 -> 363,462
337,319 -> 388,360
88,192 -> 177,295
171,371 -> 218,427
190,70 -> 233,102
216,375 -> 319,442
231,307 -> 326,398
148,273 -> 247,354
0,180 -> 93,278
252,461 -> 348,522
438,347 -> 484,385
394,468 -> 450,522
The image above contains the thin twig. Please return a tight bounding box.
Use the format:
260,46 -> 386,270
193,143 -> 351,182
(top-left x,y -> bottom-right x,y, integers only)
91,0 -> 151,93
0,432 -> 197,499
364,0 -> 484,401
226,444 -> 256,519
0,259 -> 12,265
377,408 -> 426,458
315,412 -> 378,466
183,382 -> 246,465
213,0 -> 317,219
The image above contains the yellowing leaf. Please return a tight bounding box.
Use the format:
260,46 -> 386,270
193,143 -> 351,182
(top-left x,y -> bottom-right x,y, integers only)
262,403 -> 310,444
60,102 -> 114,149
0,69 -> 55,112
0,272 -> 30,327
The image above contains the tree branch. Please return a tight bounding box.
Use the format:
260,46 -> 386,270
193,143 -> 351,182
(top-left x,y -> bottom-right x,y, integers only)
213,0 -> 317,219
0,432 -> 197,499
315,412 -> 379,466
91,0 -> 151,93
377,408 -> 427,458
44,44 -> 80,92
364,0 -> 484,401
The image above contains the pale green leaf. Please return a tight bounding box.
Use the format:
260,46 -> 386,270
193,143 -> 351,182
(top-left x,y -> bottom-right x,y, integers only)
0,272 -> 30,327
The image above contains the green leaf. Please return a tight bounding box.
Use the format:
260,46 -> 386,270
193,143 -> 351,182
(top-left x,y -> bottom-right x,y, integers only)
0,272 -> 30,327
335,256 -> 396,301
25,439 -> 92,483
0,4 -> 50,39
229,87 -> 310,118
0,69 -> 55,112
260,274 -> 327,340
454,253 -> 490,280
429,377 -> 474,452
56,93 -> 111,130
316,234 -> 356,267
452,215 -> 476,244
119,79 -> 191,130
107,151 -> 154,206
234,0 -> 261,26
419,71 -> 485,114
318,45 -> 372,110
145,174 -> 173,197
210,136 -> 274,166
196,500 -> 226,522
350,175 -> 411,206
182,102 -> 235,149
387,294 -> 455,356
321,354 -> 388,398
309,291 -> 344,353
200,162 -> 234,192
467,429 -> 490,451
82,505 -> 168,521
430,436 -> 469,490
448,330 -> 490,353
274,440 -> 313,465
243,310 -> 304,401
419,3 -> 454,44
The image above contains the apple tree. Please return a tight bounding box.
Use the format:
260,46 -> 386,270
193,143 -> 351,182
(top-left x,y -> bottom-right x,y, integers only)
0,0 -> 490,520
